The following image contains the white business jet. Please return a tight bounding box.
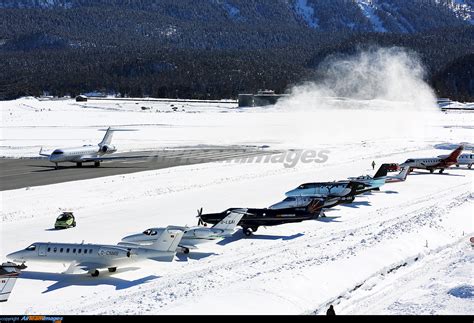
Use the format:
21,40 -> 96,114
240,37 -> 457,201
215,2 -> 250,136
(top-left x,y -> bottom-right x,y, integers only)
39,127 -> 143,169
121,209 -> 245,254
6,227 -> 184,277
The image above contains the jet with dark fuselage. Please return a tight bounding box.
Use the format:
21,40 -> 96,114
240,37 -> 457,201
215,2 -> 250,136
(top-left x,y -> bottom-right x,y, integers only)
198,199 -> 325,236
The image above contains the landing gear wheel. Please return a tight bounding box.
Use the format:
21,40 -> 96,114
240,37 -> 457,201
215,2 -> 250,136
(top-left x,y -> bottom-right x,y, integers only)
243,228 -> 252,236
76,162 -> 83,167
183,248 -> 190,254
469,164 -> 472,169
456,164 -> 459,167
429,169 -> 434,174
251,226 -> 258,233
94,161 -> 100,167
55,163 -> 58,170
91,270 -> 99,277
108,267 -> 117,273
439,169 -> 444,174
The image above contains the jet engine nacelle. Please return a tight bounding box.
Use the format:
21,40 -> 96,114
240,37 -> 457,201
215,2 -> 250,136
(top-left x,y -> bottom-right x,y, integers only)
100,144 -> 116,153
98,247 -> 130,259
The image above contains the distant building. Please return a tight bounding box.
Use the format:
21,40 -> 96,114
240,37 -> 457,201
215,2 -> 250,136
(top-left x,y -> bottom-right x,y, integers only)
75,95 -> 88,102
238,90 -> 289,107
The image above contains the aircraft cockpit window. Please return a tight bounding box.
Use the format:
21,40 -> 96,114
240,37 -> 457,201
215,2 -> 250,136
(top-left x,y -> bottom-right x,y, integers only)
25,244 -> 36,251
405,159 -> 414,163
150,230 -> 158,236
143,229 -> 152,235
52,150 -> 64,155
283,197 -> 296,202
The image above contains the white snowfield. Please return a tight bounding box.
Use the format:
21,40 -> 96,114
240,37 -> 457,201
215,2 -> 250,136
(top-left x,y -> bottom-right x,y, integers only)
0,97 -> 473,315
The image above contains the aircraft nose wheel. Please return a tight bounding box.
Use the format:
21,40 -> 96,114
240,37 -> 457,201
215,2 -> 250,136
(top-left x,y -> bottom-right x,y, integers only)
183,248 -> 190,254
90,270 -> 99,277
243,228 -> 252,236
108,267 -> 117,273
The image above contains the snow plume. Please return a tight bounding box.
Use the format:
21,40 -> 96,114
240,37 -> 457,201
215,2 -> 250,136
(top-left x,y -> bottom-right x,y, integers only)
275,47 -> 440,145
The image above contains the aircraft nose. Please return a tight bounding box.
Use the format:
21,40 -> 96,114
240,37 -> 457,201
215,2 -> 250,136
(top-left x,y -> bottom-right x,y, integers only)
121,234 -> 140,242
268,202 -> 281,209
6,251 -> 23,262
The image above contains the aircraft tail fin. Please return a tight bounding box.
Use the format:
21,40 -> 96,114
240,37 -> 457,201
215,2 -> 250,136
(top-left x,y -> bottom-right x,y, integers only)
149,227 -> 185,252
306,198 -> 325,215
396,166 -> 410,181
0,262 -> 23,302
98,127 -> 114,147
373,164 -> 388,178
212,209 -> 246,231
445,145 -> 464,163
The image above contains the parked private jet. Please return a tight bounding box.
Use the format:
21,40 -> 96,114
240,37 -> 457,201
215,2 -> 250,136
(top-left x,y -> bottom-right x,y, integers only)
6,227 -> 184,277
400,145 -> 464,173
347,164 -> 390,191
285,180 -> 364,199
39,127 -> 145,169
437,152 -> 473,169
121,209 -> 245,253
269,195 -> 354,214
198,200 -> 324,236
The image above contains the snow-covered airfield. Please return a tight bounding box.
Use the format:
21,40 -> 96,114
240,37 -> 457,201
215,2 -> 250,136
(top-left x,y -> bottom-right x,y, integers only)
1,49 -> 473,314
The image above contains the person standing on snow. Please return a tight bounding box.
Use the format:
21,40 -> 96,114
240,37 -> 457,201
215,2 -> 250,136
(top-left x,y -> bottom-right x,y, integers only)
372,160 -> 376,170
326,305 -> 336,315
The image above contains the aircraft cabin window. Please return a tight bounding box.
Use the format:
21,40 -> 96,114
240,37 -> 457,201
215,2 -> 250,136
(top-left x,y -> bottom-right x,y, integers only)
78,249 -> 82,254
26,244 -> 36,251
84,249 -> 87,254
89,249 -> 93,254
66,248 -> 70,253
47,247 -> 51,252
73,248 -> 76,253
60,248 -> 63,253
53,247 -> 57,253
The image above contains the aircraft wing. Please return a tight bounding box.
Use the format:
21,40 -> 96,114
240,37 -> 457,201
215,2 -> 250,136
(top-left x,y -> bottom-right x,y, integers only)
64,261 -> 107,274
79,155 -> 149,162
178,244 -> 198,250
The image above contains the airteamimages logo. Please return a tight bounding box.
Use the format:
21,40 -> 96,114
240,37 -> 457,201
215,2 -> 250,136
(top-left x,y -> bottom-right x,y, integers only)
218,149 -> 330,168
145,148 -> 330,168
0,317 -> 62,323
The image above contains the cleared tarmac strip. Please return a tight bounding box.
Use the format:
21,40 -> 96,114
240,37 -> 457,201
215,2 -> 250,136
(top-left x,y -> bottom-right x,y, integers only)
0,148 -> 278,191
